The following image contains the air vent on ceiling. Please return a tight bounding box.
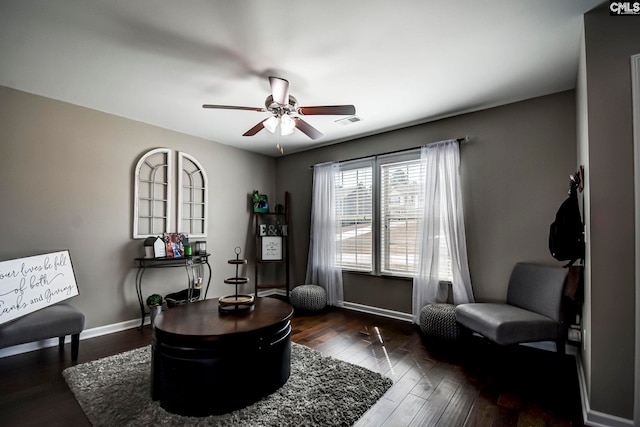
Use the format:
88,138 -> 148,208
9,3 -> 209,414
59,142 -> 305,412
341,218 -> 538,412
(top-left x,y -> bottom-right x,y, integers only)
335,116 -> 361,125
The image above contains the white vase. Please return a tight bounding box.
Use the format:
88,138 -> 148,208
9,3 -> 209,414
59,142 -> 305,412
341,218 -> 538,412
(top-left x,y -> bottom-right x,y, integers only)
144,246 -> 154,258
149,305 -> 162,326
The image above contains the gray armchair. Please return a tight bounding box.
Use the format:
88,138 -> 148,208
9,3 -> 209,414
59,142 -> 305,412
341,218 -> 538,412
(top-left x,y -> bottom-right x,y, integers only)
455,262 -> 568,353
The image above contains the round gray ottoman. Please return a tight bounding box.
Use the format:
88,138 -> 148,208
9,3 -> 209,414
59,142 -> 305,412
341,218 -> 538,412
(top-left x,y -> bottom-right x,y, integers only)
290,285 -> 327,311
419,303 -> 461,340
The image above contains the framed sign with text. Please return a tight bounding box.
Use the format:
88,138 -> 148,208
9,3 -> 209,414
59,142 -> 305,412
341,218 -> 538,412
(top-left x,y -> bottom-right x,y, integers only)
0,250 -> 79,325
261,236 -> 283,261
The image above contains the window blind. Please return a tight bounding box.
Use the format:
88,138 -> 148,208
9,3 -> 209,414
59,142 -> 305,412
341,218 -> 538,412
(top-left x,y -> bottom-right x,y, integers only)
334,163 -> 373,271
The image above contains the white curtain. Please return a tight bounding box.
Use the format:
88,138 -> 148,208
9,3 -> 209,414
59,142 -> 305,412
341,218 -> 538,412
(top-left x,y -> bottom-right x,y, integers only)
412,140 -> 474,323
306,162 -> 343,306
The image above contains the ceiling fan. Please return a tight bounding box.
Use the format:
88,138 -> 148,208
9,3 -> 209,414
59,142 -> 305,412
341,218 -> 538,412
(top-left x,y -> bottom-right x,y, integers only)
202,76 -> 356,141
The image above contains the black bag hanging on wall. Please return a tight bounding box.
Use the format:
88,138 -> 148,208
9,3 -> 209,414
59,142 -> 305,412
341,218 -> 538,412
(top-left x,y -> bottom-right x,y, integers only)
549,174 -> 584,267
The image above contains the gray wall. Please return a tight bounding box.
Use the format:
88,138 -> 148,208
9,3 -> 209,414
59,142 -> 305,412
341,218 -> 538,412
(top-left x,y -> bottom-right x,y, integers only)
276,91 -> 577,313
579,5 -> 639,420
0,86 -> 275,329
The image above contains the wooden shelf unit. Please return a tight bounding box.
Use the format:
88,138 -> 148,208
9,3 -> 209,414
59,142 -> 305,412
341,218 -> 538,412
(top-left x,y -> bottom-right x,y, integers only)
254,192 -> 290,297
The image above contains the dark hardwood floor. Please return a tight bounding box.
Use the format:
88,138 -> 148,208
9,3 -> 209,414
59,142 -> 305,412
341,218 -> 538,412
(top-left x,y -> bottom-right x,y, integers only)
0,305 -> 583,426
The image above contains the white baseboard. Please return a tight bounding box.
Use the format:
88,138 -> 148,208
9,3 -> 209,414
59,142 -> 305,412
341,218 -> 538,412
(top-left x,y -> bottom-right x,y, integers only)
336,300 -> 635,427
521,341 -> 579,356
257,289 -> 285,297
259,289 -> 414,323
0,316 -> 150,359
0,293 -> 294,359
340,301 -> 413,323
0,293 -> 293,359
4,296 -> 633,427
576,354 -> 634,427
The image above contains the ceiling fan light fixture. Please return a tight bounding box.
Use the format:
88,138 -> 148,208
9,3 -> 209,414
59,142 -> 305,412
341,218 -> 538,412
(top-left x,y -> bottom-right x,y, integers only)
280,115 -> 295,135
203,76 -> 355,142
263,116 -> 279,133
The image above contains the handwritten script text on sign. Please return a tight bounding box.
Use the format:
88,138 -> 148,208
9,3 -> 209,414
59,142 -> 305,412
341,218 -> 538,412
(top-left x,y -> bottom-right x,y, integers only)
0,250 -> 79,325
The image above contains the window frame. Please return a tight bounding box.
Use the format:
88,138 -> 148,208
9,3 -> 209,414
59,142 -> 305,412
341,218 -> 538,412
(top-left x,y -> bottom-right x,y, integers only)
133,148 -> 173,239
334,158 -> 375,273
336,149 -> 453,282
133,149 -> 208,239
377,150 -> 423,277
177,152 -> 208,238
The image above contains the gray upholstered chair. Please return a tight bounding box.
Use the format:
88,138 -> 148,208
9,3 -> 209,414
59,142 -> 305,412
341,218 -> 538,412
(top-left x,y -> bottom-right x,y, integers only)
455,262 -> 568,353
0,303 -> 85,360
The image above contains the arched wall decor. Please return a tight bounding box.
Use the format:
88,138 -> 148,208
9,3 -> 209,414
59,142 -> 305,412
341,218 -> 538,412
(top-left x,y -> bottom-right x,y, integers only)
133,149 -> 208,239
177,152 -> 208,238
133,148 -> 172,239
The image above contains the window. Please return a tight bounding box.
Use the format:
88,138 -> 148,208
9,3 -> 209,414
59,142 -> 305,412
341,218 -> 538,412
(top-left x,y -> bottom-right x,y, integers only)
380,157 -> 422,275
334,161 -> 373,272
335,151 -> 453,281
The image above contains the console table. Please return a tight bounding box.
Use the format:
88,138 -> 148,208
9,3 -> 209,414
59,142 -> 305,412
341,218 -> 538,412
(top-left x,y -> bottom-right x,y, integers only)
134,254 -> 211,329
151,297 -> 293,416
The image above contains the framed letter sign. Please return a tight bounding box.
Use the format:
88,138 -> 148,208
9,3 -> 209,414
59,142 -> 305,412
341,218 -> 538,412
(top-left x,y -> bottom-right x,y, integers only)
0,250 -> 79,325
261,236 -> 283,261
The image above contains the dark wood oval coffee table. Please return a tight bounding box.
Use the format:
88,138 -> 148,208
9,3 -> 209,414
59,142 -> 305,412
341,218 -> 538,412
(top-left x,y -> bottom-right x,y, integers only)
151,297 -> 293,416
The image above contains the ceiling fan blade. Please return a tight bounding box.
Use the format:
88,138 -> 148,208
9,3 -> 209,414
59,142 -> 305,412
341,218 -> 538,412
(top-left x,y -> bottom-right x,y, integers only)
269,76 -> 289,105
297,105 -> 356,116
203,104 -> 265,112
293,117 -> 323,140
242,120 -> 267,136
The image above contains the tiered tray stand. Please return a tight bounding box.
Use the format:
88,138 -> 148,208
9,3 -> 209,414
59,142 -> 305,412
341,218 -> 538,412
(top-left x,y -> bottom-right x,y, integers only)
219,247 -> 255,313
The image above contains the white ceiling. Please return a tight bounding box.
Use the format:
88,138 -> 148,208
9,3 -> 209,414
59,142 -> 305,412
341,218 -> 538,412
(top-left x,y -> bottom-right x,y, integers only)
0,0 -> 603,157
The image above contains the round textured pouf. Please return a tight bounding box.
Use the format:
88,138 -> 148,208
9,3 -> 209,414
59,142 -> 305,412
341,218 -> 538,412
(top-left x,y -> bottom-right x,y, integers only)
290,285 -> 327,312
419,303 -> 460,341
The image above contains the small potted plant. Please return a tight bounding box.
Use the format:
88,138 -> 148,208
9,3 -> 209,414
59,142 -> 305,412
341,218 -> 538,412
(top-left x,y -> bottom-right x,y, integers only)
146,294 -> 164,326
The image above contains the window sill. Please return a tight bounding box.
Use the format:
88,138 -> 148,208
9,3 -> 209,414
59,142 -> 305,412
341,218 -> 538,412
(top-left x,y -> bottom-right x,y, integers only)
341,270 -> 413,281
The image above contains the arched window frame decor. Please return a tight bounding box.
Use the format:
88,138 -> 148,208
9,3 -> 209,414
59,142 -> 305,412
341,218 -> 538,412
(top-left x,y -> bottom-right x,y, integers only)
133,149 -> 209,239
133,148 -> 173,239
177,152 -> 208,238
